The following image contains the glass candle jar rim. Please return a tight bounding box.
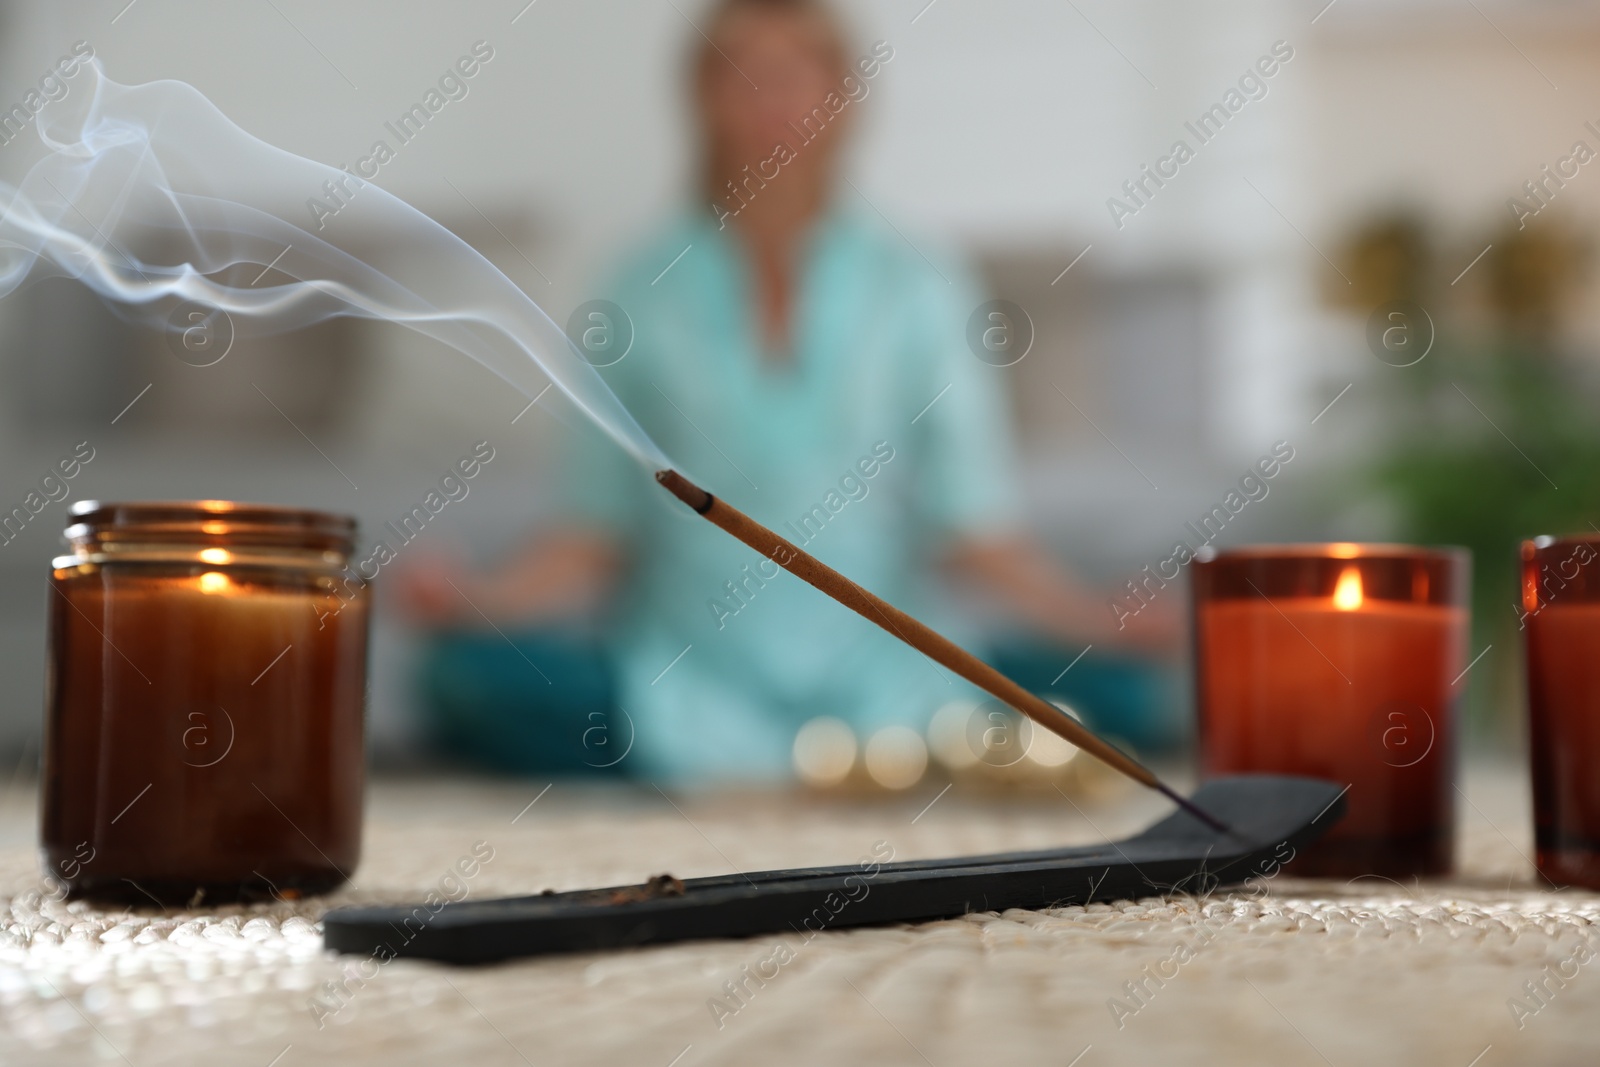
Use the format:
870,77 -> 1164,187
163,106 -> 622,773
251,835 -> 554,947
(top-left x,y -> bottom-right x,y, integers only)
1520,535 -> 1600,608
1192,543 -> 1469,607
1524,534 -> 1600,552
1197,542 -> 1468,564
63,500 -> 357,563
68,499 -> 353,534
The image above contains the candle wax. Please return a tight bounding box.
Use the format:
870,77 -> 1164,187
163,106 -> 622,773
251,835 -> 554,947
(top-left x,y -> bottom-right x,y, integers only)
1198,597 -> 1465,877
41,566 -> 367,899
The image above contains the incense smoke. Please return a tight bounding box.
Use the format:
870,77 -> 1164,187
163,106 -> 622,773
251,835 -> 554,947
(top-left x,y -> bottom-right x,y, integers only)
0,60 -> 670,468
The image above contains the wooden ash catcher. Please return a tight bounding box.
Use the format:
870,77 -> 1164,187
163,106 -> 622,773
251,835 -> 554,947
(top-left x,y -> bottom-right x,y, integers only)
325,470 -> 1350,963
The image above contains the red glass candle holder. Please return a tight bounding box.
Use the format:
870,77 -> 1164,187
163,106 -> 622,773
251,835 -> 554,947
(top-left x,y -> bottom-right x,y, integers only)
1522,535 -> 1600,889
1192,544 -> 1469,878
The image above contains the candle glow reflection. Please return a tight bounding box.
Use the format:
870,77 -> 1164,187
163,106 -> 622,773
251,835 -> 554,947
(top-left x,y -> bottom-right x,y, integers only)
198,572 -> 232,594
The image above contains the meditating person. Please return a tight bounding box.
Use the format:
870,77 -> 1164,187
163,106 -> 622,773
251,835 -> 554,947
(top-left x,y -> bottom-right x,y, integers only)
396,0 -> 1175,781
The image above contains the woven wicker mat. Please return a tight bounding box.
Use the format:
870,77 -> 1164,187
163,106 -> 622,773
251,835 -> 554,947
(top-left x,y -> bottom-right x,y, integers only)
1,764 -> 1596,1067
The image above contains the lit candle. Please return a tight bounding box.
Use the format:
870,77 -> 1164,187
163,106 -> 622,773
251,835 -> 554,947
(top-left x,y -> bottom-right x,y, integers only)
41,501 -> 369,902
1193,545 -> 1469,877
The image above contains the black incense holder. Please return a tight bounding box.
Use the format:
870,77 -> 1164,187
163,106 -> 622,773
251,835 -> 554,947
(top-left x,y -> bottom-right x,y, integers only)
323,775 -> 1344,965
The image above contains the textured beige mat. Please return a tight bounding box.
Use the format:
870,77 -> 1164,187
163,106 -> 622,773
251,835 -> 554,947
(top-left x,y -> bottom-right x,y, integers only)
1,766 -> 1597,1066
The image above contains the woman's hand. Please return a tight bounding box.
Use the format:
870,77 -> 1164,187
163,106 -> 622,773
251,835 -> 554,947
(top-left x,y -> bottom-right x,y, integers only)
389,552 -> 478,625
940,534 -> 1186,658
388,529 -> 625,629
1102,591 -> 1185,654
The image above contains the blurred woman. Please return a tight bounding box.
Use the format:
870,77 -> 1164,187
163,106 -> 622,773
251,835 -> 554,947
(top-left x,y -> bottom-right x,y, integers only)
399,0 -> 1172,782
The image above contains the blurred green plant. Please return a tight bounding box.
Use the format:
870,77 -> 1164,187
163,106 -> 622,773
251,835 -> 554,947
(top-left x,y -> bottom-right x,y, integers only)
1348,215 -> 1596,735
1371,340 -> 1600,636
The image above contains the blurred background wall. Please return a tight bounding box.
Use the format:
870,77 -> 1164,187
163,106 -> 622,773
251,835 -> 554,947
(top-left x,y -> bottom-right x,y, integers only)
1,0 -> 1598,764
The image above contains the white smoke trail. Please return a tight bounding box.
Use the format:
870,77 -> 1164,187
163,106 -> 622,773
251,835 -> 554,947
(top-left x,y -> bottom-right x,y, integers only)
0,61 -> 671,469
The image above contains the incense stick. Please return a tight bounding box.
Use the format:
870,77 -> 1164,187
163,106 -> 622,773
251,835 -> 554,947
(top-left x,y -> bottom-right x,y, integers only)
656,469 -> 1231,834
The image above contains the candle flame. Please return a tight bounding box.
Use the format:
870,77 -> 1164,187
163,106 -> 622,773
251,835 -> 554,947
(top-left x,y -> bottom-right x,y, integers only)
1333,566 -> 1364,611
198,572 -> 232,595
198,548 -> 232,564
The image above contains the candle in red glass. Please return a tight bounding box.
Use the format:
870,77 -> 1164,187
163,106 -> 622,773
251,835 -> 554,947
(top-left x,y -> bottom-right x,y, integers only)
1522,535 -> 1600,889
40,501 -> 370,902
1192,545 -> 1469,877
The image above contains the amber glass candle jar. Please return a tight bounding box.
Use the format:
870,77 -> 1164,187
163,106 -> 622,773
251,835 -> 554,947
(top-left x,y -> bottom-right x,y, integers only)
41,501 -> 369,902
1192,544 -> 1469,878
1522,535 -> 1600,890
